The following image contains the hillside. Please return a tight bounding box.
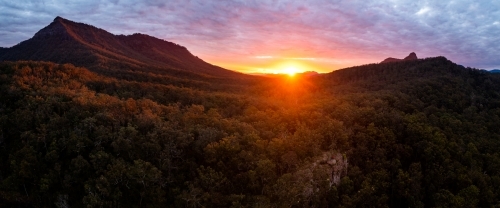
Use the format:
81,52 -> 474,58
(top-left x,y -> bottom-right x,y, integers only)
0,17 -> 252,91
1,56 -> 500,207
325,56 -> 464,88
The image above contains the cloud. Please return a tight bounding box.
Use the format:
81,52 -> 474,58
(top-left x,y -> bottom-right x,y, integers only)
1,0 -> 500,70
254,56 -> 274,59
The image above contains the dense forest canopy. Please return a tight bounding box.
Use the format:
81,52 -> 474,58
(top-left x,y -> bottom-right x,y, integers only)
1,57 -> 500,207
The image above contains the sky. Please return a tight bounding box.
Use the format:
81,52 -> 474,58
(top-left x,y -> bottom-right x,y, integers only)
1,0 -> 499,74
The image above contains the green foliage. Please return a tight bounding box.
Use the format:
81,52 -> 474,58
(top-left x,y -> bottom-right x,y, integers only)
1,59 -> 500,207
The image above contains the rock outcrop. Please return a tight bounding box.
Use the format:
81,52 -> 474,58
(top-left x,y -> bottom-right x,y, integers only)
403,52 -> 418,61
381,52 -> 418,63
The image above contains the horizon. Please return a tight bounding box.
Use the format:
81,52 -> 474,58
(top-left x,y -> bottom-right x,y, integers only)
1,1 -> 500,72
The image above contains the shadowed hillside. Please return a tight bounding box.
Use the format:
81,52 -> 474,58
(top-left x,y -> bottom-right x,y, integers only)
323,56 -> 475,90
0,17 -> 255,91
2,56 -> 500,207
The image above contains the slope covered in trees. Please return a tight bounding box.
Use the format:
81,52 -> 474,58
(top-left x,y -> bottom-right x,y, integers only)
0,17 -> 253,91
1,57 -> 500,207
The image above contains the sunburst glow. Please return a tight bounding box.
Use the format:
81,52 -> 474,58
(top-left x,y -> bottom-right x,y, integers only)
284,66 -> 298,76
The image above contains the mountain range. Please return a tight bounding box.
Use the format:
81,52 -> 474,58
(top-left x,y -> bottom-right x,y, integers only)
0,17 -> 432,80
0,16 -> 243,79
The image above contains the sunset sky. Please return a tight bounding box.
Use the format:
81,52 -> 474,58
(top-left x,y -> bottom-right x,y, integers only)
1,0 -> 499,74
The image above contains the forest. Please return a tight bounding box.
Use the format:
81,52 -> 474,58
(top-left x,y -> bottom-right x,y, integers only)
1,57 -> 500,207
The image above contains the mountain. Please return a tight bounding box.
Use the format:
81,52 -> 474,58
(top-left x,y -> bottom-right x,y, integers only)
0,16 -> 242,78
323,56 -> 494,92
381,52 -> 418,63
403,52 -> 417,60
490,69 -> 500,73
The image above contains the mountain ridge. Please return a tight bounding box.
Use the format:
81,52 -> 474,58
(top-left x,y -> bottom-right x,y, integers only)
381,52 -> 418,63
0,16 -> 243,78
490,69 -> 500,73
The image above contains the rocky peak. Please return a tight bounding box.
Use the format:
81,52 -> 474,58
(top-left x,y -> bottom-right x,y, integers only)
33,17 -> 71,39
403,52 -> 418,60
381,52 -> 419,63
32,16 -> 116,44
53,16 -> 65,22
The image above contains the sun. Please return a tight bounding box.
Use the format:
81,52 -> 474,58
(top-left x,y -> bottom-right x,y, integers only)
283,66 -> 298,76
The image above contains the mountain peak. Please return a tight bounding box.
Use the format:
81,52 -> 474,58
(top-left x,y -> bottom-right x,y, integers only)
1,16 -> 242,78
33,16 -> 112,42
403,52 -> 417,60
381,52 -> 418,63
52,16 -> 73,25
33,16 -> 72,39
54,16 -> 64,21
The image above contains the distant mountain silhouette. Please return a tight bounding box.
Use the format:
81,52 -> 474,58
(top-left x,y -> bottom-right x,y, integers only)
325,56 -> 475,89
490,69 -> 500,73
381,52 -> 418,63
0,16 -> 242,78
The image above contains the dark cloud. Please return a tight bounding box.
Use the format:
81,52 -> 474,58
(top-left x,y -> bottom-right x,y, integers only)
1,0 -> 499,70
